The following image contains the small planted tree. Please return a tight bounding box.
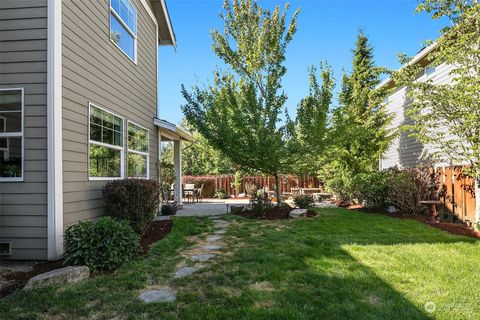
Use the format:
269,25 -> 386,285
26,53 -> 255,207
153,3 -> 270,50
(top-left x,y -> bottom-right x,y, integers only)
182,0 -> 328,204
396,1 -> 480,224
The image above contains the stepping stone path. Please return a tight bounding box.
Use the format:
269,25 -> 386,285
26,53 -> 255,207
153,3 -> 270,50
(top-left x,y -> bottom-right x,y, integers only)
139,288 -> 176,303
191,253 -> 217,262
138,218 -> 230,303
175,267 -> 199,278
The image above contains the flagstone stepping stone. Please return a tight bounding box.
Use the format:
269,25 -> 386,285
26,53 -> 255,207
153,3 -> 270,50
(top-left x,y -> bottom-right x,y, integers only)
212,220 -> 229,225
289,209 -> 307,218
138,288 -> 176,303
175,267 -> 199,278
213,230 -> 226,235
202,245 -> 223,250
191,254 -> 216,262
207,235 -> 223,242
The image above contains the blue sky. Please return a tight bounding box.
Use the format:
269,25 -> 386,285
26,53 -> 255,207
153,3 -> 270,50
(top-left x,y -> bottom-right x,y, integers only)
158,0 -> 448,124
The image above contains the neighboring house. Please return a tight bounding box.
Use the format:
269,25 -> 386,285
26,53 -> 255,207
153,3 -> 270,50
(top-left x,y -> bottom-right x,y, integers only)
0,0 -> 190,260
379,42 -> 476,224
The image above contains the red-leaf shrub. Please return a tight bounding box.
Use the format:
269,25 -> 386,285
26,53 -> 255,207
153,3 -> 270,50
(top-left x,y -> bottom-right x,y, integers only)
102,179 -> 160,234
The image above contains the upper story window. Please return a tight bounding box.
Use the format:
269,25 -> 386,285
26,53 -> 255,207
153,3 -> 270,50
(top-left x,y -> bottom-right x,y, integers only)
127,122 -> 149,178
110,0 -> 137,62
89,103 -> 124,180
425,64 -> 436,77
0,89 -> 23,181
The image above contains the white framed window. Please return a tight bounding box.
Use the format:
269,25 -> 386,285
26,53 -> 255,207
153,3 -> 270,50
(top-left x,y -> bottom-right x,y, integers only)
88,103 -> 124,180
0,88 -> 24,182
425,64 -> 436,77
127,121 -> 149,178
109,0 -> 137,63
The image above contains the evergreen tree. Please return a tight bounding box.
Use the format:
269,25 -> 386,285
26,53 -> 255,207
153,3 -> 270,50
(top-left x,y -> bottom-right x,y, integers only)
320,31 -> 393,198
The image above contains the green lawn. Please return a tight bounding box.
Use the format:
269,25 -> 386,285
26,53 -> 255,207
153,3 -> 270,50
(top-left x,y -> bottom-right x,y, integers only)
1,208 -> 479,320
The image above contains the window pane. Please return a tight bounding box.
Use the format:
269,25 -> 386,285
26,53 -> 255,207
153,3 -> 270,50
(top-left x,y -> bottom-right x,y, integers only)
111,0 -> 120,14
128,153 -> 147,178
89,144 -> 121,178
0,90 -> 22,112
90,106 -> 102,126
0,112 -> 21,133
102,127 -> 114,145
110,13 -> 135,60
128,123 -> 148,153
0,137 -> 22,178
89,105 -> 123,147
90,123 -> 102,142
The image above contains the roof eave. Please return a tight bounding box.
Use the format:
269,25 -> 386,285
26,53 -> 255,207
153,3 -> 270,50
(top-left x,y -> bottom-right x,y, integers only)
150,0 -> 176,47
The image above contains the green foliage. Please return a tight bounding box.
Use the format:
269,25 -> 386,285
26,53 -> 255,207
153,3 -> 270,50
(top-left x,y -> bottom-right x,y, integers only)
294,62 -> 335,175
64,217 -> 139,272
350,165 -> 441,214
214,188 -> 228,199
397,1 -> 480,221
182,0 -> 320,205
250,191 -> 273,213
102,179 -> 160,235
319,31 -> 394,199
293,194 -> 315,209
350,171 -> 390,209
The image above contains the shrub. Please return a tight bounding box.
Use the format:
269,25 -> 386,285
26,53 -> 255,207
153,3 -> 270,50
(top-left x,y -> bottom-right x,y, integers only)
387,166 -> 439,215
64,217 -> 139,272
294,194 -> 315,209
103,179 -> 160,234
250,191 -> 273,213
215,188 -> 228,199
244,182 -> 258,196
350,171 -> 390,209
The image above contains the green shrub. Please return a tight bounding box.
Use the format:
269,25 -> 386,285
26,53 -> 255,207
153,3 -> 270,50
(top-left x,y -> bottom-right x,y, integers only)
250,192 -> 273,213
351,171 -> 389,209
215,188 -> 228,199
294,194 -> 315,209
103,179 -> 160,234
64,217 -> 139,272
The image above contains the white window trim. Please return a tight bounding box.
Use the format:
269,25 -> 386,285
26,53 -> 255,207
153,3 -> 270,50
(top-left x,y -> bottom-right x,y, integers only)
127,120 -> 149,179
0,88 -> 24,182
88,102 -> 125,181
109,0 -> 138,64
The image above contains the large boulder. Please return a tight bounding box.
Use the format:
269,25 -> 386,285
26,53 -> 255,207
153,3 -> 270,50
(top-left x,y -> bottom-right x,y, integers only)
289,209 -> 308,218
24,266 -> 89,290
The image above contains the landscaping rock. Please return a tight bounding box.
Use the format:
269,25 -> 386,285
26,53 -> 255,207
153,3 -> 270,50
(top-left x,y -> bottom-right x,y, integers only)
175,267 -> 199,278
207,235 -> 223,242
24,266 -> 89,290
289,209 -> 308,218
214,230 -> 226,235
202,245 -> 223,250
138,288 -> 176,303
191,254 -> 216,262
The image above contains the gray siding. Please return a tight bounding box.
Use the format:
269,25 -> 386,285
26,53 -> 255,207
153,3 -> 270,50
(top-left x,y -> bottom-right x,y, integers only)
62,0 -> 158,227
0,0 -> 48,260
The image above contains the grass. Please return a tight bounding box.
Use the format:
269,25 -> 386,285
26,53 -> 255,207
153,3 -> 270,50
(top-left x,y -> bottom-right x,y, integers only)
1,208 -> 480,319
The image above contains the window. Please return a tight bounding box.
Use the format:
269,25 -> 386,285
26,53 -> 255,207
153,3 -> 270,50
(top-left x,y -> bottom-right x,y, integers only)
110,0 -> 137,62
89,103 -> 124,179
425,65 -> 436,77
0,89 -> 23,181
127,121 -> 149,178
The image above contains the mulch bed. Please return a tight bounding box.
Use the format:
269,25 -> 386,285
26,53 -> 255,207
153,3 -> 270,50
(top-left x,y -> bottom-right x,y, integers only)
1,260 -> 64,298
140,219 -> 173,255
350,206 -> 480,239
0,219 -> 174,298
235,206 -> 317,220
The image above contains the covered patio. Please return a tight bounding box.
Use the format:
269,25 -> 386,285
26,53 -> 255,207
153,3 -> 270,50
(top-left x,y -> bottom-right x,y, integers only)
154,118 -> 193,207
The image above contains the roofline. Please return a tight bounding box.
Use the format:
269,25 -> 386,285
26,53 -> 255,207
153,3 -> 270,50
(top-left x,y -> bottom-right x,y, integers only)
159,0 -> 176,47
377,41 -> 439,89
154,118 -> 193,141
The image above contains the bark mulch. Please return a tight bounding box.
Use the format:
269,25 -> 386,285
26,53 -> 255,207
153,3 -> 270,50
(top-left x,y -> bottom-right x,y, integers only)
140,220 -> 174,255
349,205 -> 480,239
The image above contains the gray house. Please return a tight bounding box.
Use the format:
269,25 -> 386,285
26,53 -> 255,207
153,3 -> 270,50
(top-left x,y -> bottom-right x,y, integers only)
0,0 -> 190,260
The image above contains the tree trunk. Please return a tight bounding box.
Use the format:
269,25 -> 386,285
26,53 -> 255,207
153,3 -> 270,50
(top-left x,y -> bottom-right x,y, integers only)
274,173 -> 281,207
475,178 -> 480,230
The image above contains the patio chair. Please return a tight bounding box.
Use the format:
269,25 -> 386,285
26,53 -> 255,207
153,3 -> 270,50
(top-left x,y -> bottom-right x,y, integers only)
195,184 -> 204,203
184,183 -> 195,203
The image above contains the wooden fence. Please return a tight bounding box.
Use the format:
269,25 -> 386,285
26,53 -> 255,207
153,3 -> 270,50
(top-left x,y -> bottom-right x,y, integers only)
182,174 -> 321,198
436,166 -> 476,225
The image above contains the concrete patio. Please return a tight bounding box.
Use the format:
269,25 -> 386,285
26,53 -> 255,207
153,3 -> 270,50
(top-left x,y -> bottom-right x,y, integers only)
176,199 -> 250,217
